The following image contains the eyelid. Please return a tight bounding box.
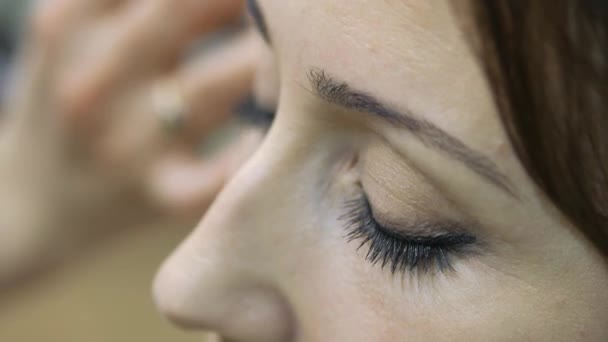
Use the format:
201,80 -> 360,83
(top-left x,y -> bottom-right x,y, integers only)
358,140 -> 484,234
378,221 -> 478,247
362,194 -> 477,244
343,194 -> 480,274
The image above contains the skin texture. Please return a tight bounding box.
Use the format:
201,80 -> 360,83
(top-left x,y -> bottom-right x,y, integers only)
154,1 -> 608,341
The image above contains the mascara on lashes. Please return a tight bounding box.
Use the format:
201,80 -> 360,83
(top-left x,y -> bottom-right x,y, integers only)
342,195 -> 478,274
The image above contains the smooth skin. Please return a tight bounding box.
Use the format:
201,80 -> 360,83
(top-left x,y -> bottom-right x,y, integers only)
154,1 -> 608,341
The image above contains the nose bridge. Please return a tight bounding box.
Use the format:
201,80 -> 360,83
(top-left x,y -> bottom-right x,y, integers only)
207,129 -> 305,258
154,127 -> 306,340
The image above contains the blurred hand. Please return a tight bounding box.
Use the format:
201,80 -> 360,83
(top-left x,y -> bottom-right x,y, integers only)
0,0 -> 262,284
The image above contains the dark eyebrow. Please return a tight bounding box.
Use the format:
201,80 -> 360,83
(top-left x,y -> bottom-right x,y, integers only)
246,0 -> 271,44
307,68 -> 516,196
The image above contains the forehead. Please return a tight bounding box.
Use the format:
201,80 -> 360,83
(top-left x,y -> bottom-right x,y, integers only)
260,0 -> 503,151
262,0 -> 465,87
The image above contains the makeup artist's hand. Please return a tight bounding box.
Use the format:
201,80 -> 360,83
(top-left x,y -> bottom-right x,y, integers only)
0,0 -> 262,284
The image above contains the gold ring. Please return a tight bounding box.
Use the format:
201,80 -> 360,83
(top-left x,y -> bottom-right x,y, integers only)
152,79 -> 188,135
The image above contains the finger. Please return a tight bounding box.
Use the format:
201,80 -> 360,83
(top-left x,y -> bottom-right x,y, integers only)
89,31 -> 260,172
56,0 -> 246,125
29,0 -> 123,46
146,128 -> 263,216
99,0 -> 246,77
123,0 -> 246,57
8,0 -> 123,125
175,31 -> 261,142
2,34 -> 58,133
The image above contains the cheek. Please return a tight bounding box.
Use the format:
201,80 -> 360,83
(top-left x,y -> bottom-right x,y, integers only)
270,172 -> 416,339
240,138 -> 405,338
277,214 -> 562,341
278,227 -> 395,340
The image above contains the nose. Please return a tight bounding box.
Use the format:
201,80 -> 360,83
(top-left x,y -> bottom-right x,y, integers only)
153,134 -> 297,341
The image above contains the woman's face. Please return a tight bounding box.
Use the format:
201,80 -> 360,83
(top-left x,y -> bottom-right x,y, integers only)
154,1 -> 608,341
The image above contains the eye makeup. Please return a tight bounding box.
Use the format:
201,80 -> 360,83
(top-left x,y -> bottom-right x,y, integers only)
342,194 -> 478,275
343,141 -> 481,276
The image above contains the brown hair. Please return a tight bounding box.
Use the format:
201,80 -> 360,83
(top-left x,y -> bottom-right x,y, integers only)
469,1 -> 608,255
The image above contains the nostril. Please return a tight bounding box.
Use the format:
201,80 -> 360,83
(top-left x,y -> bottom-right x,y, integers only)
217,287 -> 296,342
152,261 -> 211,330
153,261 -> 296,341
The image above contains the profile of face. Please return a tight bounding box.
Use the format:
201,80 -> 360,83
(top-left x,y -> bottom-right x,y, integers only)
154,0 -> 608,341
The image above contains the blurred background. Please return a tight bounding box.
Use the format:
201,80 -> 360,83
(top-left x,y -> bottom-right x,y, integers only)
0,0 -> 199,332
0,222 -> 200,342
0,0 -> 253,341
0,0 -> 28,102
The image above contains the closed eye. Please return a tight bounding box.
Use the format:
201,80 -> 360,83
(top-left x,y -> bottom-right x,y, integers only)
342,195 -> 479,275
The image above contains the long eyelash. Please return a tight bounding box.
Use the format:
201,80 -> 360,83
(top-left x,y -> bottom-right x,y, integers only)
237,96 -> 275,128
341,196 -> 477,275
